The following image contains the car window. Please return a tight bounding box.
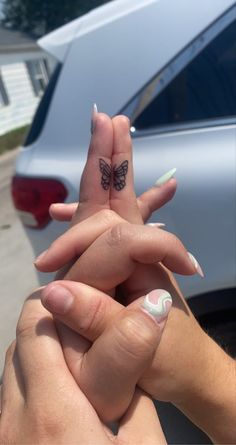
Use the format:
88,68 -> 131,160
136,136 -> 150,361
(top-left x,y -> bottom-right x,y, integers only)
133,18 -> 236,130
24,62 -> 62,147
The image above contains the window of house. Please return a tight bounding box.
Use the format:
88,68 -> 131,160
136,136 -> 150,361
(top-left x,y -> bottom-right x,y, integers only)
26,59 -> 49,97
132,16 -> 236,131
0,71 -> 9,107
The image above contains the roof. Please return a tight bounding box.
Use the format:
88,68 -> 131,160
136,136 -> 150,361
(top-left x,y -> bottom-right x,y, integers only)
38,0 -> 156,61
0,25 -> 39,53
38,0 -> 236,63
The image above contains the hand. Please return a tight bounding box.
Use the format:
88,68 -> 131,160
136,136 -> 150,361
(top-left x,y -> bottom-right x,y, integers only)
36,113 -> 202,292
41,280 -> 172,422
35,112 -> 235,443
40,272 -> 202,408
35,112 -> 203,404
41,280 -> 236,444
0,290 -> 167,445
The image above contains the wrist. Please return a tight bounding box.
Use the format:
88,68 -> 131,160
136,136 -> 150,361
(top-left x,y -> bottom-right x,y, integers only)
174,332 -> 236,443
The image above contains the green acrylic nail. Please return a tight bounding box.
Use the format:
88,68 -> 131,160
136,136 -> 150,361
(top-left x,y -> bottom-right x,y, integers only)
155,168 -> 177,186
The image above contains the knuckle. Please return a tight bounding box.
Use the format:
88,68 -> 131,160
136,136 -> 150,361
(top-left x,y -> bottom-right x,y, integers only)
113,312 -> 156,362
77,294 -> 107,338
5,341 -> 15,359
99,208 -> 120,226
16,315 -> 39,340
4,341 -> 16,365
107,222 -> 130,248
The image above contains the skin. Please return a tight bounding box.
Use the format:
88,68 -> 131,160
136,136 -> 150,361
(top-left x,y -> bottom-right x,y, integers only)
0,293 -> 167,444
35,113 -> 236,443
41,280 -> 236,444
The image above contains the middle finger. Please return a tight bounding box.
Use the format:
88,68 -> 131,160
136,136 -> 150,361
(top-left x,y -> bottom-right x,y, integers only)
110,115 -> 142,224
72,110 -> 113,224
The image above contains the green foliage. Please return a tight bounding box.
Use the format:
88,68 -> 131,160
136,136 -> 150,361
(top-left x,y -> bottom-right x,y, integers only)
0,125 -> 30,155
1,0 -> 112,37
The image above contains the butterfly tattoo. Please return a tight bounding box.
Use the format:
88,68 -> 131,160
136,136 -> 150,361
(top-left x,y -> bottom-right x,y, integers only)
99,158 -> 128,191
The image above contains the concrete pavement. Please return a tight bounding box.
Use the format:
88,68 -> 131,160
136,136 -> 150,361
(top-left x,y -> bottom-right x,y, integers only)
0,149 -> 38,374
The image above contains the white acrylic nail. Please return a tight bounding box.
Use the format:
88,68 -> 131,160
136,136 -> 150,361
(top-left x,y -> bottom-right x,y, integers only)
142,289 -> 172,323
91,103 -> 98,134
147,222 -> 166,228
188,252 -> 204,278
155,168 -> 177,186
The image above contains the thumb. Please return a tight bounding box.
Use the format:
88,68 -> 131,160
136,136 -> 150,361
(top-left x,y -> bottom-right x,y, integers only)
79,289 -> 172,422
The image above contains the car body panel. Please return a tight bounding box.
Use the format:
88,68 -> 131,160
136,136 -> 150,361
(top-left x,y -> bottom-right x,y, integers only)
19,0 -> 235,162
15,0 -> 236,300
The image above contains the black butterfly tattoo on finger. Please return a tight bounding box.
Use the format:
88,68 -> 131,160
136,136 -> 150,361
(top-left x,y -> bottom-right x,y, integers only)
99,158 -> 128,191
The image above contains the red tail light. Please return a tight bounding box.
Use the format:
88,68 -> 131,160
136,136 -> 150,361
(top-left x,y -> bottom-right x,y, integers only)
11,176 -> 68,228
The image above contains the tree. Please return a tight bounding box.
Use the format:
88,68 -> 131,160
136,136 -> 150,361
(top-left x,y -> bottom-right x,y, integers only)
1,0 -> 112,37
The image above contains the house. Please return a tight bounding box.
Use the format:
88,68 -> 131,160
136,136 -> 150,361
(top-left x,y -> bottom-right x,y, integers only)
0,25 -> 55,136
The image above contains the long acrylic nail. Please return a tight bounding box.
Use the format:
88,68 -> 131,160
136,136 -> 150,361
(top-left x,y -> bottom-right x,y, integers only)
147,222 -> 166,228
142,289 -> 172,324
41,284 -> 74,315
155,168 -> 177,186
91,103 -> 98,134
188,252 -> 204,278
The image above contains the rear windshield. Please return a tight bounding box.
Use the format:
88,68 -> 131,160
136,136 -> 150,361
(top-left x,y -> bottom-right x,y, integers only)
24,62 -> 62,147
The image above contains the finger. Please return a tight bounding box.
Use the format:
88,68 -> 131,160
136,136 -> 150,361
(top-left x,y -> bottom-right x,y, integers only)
75,288 -> 172,422
35,209 -> 123,272
41,281 -> 123,341
41,280 -> 172,423
65,223 -> 204,290
110,116 -> 142,223
49,178 -> 177,223
53,320 -> 91,378
118,389 -> 167,445
15,290 -> 76,397
137,177 -> 177,222
1,341 -> 24,412
49,203 -> 78,221
72,111 -> 113,223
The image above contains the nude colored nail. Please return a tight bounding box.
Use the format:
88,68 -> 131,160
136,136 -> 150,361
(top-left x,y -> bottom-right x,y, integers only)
188,252 -> 204,278
41,284 -> 73,315
155,168 -> 177,186
147,222 -> 166,228
91,103 -> 98,134
142,289 -> 172,324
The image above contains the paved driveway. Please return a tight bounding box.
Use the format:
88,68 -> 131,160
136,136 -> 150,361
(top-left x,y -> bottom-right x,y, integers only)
0,149 -> 38,374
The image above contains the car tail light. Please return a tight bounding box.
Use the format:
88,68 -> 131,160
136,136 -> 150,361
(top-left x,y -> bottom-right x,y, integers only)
11,176 -> 68,228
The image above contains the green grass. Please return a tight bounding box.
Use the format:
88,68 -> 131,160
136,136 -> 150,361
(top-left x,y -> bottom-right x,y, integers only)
0,125 -> 30,155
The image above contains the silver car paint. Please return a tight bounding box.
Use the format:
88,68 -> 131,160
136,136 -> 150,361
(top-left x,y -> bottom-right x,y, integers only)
15,0 -> 236,300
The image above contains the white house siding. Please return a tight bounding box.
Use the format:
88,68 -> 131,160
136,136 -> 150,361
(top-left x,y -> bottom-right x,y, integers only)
0,61 -> 40,136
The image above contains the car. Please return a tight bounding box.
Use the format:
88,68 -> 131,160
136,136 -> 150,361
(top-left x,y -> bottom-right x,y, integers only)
11,0 -> 236,441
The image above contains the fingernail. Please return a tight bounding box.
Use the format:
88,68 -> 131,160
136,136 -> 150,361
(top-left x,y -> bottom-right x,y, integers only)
155,168 -> 177,186
147,222 -> 166,228
142,289 -> 172,324
91,103 -> 98,134
188,252 -> 204,278
41,284 -> 73,315
34,249 -> 48,264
